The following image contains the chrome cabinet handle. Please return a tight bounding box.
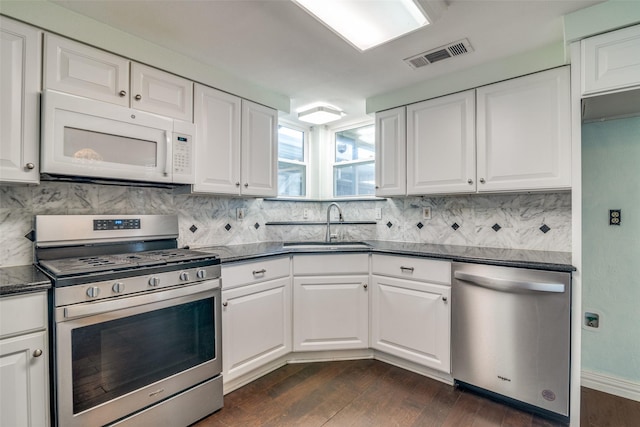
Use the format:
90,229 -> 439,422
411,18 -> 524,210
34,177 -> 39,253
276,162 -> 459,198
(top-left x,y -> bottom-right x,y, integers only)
33,349 -> 43,358
25,162 -> 35,170
134,94 -> 142,100
479,178 -> 486,184
119,90 -> 127,97
252,269 -> 266,276
400,266 -> 414,272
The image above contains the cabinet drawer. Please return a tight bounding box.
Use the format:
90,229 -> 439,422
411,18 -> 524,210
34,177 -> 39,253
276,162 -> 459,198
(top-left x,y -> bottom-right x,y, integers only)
222,256 -> 289,289
0,292 -> 47,339
293,254 -> 369,275
372,254 -> 451,285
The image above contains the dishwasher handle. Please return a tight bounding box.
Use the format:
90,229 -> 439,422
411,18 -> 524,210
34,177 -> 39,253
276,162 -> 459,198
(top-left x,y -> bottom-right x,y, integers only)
454,271 -> 565,293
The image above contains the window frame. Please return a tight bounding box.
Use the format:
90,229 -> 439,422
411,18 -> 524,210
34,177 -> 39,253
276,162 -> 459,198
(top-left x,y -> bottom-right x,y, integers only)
329,119 -> 376,199
277,120 -> 310,198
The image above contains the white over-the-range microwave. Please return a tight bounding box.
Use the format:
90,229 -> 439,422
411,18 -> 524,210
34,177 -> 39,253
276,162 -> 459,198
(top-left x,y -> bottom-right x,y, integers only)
41,90 -> 195,185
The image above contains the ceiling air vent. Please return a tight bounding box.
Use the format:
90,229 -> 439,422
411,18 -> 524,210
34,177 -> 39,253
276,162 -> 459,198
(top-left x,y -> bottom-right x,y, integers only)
404,38 -> 473,69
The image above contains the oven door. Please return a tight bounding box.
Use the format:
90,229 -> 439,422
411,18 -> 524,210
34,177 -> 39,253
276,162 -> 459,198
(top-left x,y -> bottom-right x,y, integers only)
54,280 -> 221,427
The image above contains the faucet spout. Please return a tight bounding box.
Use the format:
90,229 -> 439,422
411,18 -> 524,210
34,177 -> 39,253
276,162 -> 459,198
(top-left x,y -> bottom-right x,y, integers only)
325,202 -> 344,242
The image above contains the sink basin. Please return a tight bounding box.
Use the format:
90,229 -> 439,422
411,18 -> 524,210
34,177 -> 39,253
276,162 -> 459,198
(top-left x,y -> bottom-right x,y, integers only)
283,241 -> 371,250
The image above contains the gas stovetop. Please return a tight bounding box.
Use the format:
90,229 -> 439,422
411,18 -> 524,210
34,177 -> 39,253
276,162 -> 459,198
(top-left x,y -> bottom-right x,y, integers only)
39,248 -> 218,277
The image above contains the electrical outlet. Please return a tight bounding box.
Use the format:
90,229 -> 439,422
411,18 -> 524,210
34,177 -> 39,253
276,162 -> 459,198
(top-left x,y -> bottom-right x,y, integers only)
422,207 -> 432,220
303,209 -> 309,219
236,208 -> 245,221
375,208 -> 382,220
609,209 -> 621,225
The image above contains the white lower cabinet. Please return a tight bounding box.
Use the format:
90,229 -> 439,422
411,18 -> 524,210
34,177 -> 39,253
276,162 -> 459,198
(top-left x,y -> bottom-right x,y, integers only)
292,254 -> 369,352
0,292 -> 49,427
221,259 -> 291,383
371,255 -> 451,373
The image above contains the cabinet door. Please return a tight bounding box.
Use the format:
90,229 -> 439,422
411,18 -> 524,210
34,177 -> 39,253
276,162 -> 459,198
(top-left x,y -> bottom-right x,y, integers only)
293,275 -> 369,352
44,34 -> 130,106
193,84 -> 241,194
0,331 -> 49,427
0,17 -> 41,184
582,24 -> 640,95
222,277 -> 291,383
371,275 -> 450,373
407,90 -> 476,195
375,107 -> 406,196
476,67 -> 571,192
130,63 -> 193,121
241,100 -> 278,197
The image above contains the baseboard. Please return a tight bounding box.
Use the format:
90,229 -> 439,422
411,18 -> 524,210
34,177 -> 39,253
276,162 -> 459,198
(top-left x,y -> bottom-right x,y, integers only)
581,370 -> 640,402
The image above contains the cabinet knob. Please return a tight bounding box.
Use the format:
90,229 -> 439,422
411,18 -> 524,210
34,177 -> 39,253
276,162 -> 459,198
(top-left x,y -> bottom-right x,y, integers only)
244,183 -> 249,188
119,90 -> 127,97
467,179 -> 473,185
235,182 -> 240,187
363,283 -> 368,290
33,349 -> 43,358
222,301 -> 228,307
479,178 -> 486,184
134,94 -> 142,101
25,162 -> 35,170
375,185 -> 380,189
442,296 -> 448,302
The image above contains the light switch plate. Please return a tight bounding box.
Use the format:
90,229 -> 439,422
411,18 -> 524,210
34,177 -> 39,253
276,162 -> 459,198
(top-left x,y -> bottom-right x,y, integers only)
375,208 -> 382,220
422,207 -> 432,220
236,208 -> 245,221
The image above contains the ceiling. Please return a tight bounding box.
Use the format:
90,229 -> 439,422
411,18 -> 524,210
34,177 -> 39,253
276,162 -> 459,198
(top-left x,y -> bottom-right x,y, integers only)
51,0 -> 603,126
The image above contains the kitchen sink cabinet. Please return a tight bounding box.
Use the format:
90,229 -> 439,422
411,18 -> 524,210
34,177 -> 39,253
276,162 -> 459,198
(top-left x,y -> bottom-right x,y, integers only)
292,254 -> 369,352
407,90 -> 476,195
476,67 -> 571,192
192,84 -> 277,197
44,34 -> 193,121
581,24 -> 640,96
375,106 -> 406,196
0,17 -> 41,184
221,258 -> 291,384
0,292 -> 50,427
371,255 -> 451,373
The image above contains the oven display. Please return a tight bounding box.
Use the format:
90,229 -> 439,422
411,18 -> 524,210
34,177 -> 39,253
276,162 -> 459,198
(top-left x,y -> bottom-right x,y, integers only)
93,219 -> 140,231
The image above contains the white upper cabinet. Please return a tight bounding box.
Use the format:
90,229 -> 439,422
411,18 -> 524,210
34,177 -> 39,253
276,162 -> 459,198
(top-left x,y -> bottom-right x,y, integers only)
582,24 -> 640,96
476,67 -> 571,192
44,34 -> 193,121
130,63 -> 193,121
407,90 -> 476,195
192,85 -> 278,197
375,106 -> 406,196
241,100 -> 278,198
0,17 -> 41,184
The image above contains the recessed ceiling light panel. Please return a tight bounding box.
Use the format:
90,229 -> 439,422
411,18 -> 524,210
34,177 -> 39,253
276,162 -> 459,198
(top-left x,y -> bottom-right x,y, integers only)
298,105 -> 344,125
293,0 -> 430,51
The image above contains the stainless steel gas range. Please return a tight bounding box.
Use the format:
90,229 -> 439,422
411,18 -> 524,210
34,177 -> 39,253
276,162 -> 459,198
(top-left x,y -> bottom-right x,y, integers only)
35,214 -> 223,427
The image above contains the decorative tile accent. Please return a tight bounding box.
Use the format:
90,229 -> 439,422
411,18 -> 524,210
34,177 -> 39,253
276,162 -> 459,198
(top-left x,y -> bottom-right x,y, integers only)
417,222 -> 424,229
386,221 -> 393,228
254,223 -> 260,229
539,224 -> 551,234
492,223 -> 502,232
189,224 -> 198,233
224,224 -> 232,231
451,223 -> 460,231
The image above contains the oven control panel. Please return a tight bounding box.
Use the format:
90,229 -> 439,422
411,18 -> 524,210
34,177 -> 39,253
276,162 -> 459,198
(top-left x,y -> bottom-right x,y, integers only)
93,218 -> 141,231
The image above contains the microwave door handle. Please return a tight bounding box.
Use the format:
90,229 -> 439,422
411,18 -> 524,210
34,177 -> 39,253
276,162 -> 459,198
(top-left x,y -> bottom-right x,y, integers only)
164,131 -> 171,177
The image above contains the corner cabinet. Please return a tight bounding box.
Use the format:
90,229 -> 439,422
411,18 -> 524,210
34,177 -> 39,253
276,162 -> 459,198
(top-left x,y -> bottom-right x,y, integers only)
371,255 -> 451,373
292,254 -> 369,352
0,292 -> 50,427
375,106 -> 406,196
221,257 -> 291,384
407,90 -> 476,195
193,84 -> 277,197
476,67 -> 571,192
0,17 -> 41,184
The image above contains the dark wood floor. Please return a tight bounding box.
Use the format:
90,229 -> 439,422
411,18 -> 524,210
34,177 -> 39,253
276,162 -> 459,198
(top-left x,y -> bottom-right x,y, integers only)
193,359 -> 638,427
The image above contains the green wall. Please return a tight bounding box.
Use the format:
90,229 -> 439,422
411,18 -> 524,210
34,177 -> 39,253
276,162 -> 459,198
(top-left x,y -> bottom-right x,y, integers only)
581,116 -> 640,382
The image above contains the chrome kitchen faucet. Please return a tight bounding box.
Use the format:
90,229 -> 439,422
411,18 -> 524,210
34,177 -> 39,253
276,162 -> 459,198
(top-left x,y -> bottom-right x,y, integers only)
325,202 -> 344,242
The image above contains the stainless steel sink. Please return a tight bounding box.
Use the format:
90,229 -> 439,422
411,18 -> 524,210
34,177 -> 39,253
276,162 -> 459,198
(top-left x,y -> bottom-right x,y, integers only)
283,241 -> 371,250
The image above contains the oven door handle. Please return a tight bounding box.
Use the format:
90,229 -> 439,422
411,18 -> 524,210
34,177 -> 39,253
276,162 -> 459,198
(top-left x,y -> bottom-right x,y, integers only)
59,280 -> 220,321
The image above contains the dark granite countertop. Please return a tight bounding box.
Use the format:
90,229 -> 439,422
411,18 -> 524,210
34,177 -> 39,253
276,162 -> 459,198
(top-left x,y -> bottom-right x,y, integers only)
0,265 -> 52,297
197,240 -> 575,272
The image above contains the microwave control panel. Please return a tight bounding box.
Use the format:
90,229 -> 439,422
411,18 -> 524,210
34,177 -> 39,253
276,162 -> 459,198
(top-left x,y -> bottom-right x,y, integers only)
172,132 -> 194,183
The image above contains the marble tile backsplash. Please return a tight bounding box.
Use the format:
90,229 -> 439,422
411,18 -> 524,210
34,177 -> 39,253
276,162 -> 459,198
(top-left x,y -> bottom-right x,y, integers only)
0,182 -> 571,267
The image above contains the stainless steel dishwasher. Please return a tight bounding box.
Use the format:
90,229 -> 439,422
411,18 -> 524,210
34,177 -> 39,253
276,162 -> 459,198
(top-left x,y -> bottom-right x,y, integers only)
451,262 -> 571,421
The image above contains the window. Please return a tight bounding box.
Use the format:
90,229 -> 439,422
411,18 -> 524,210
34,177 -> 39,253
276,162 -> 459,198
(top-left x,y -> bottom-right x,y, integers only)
333,123 -> 375,197
277,124 -> 307,197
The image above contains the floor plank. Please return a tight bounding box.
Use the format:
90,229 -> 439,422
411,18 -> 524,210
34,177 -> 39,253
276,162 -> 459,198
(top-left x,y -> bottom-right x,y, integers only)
194,360 -> 640,427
